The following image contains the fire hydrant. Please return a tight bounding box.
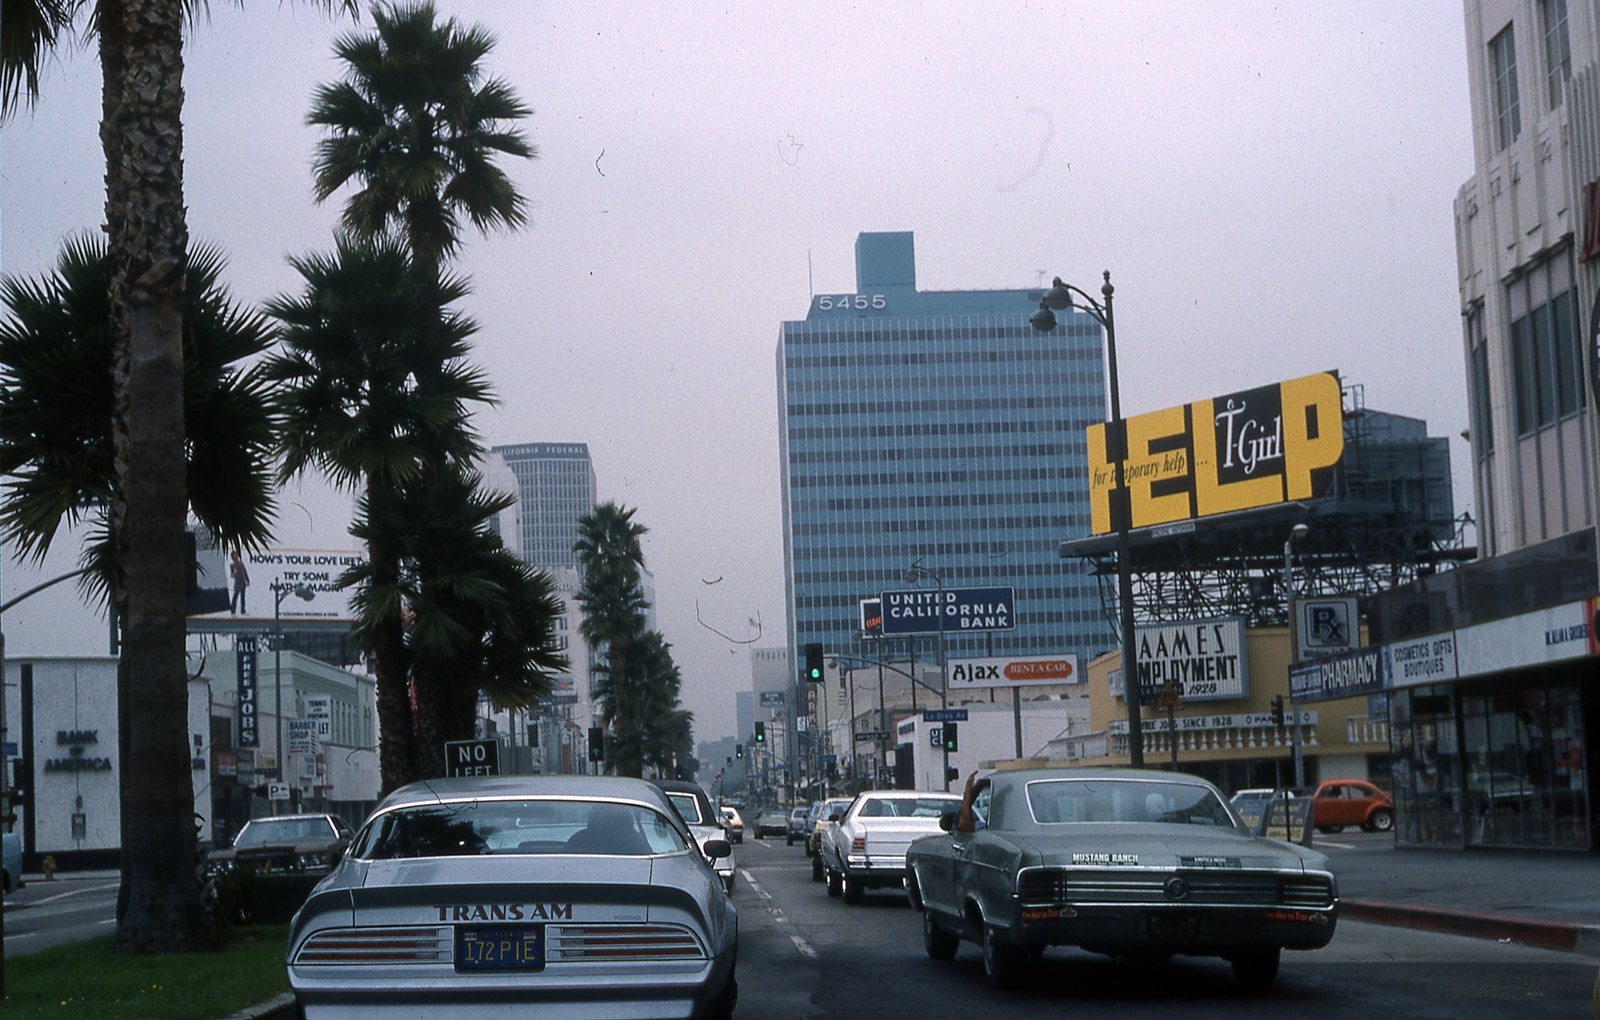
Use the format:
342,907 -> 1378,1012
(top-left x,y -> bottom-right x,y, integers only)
41,855 -> 56,881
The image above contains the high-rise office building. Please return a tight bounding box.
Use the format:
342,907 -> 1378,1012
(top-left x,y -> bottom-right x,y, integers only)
489,442 -> 598,772
777,231 -> 1115,683
490,443 -> 597,570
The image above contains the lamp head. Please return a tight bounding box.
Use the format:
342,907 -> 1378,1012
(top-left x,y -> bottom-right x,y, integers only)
294,584 -> 316,601
1029,302 -> 1057,333
1290,523 -> 1310,543
1043,277 -> 1073,311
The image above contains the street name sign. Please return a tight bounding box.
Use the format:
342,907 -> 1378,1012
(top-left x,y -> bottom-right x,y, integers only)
879,586 -> 1016,634
922,709 -> 969,722
853,730 -> 892,742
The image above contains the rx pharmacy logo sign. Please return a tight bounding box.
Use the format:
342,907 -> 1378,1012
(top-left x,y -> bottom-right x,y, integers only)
1295,597 -> 1359,661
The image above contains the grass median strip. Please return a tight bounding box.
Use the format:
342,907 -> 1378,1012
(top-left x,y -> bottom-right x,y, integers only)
4,925 -> 290,1020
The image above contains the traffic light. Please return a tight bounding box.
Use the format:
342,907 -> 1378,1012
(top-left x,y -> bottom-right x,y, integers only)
754,721 -> 766,743
736,744 -> 744,759
945,766 -> 960,784
942,722 -> 959,753
588,727 -> 604,761
805,643 -> 825,682
726,755 -> 733,766
1270,696 -> 1285,728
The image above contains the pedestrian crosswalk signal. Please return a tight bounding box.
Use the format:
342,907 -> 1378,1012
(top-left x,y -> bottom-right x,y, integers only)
588,727 -> 604,762
754,721 -> 766,743
805,643 -> 825,682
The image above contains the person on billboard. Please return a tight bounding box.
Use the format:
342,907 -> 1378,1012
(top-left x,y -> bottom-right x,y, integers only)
230,550 -> 250,614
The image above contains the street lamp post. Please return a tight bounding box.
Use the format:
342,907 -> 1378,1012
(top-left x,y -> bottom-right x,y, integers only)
904,559 -> 951,790
271,581 -> 315,805
1284,523 -> 1310,788
1031,272 -> 1144,767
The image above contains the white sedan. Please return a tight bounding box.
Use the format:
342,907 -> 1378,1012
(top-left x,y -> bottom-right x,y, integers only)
818,790 -> 962,904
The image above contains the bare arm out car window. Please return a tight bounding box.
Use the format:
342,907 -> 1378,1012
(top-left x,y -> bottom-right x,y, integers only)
354,800 -> 687,859
1026,781 -> 1236,827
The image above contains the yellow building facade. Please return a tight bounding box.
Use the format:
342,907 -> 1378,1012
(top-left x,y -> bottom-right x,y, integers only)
1047,627 -> 1388,794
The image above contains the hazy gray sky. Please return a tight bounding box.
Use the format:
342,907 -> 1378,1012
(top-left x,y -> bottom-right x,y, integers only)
0,2 -> 1471,742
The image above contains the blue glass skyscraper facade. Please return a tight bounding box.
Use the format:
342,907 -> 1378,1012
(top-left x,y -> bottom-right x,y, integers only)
778,232 -> 1115,675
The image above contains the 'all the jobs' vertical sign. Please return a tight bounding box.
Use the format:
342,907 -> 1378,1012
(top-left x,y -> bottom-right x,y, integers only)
445,739 -> 500,777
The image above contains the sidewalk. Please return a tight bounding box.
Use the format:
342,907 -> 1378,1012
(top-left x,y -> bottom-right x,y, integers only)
1318,831 -> 1600,956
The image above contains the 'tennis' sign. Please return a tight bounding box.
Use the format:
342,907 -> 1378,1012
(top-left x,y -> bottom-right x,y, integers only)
1086,371 -> 1345,535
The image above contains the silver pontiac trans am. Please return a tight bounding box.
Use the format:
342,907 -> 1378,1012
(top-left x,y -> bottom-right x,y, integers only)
285,776 -> 739,1020
905,768 -> 1337,991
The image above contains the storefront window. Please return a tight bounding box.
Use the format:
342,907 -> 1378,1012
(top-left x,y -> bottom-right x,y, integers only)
1391,686 -> 1462,846
1461,684 -> 1587,848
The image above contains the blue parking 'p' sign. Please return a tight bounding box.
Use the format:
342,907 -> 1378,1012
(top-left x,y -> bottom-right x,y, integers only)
445,739 -> 500,777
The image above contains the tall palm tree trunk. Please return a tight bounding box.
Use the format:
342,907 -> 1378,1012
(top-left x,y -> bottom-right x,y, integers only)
107,0 -> 216,953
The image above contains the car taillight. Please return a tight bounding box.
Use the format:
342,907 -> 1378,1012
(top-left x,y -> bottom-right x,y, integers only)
547,924 -> 705,961
851,836 -> 866,853
295,927 -> 448,964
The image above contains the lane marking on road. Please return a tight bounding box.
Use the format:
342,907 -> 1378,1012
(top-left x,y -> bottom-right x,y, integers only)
2,931 -> 36,941
739,869 -> 770,899
14,881 -> 120,908
1317,841 -> 1357,849
97,918 -> 115,925
789,932 -> 818,958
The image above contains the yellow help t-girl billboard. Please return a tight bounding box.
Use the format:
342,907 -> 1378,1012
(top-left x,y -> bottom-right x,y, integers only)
1086,371 -> 1344,535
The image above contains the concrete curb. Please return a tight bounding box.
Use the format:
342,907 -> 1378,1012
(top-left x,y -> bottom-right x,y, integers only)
218,992 -> 295,1020
1343,898 -> 1600,958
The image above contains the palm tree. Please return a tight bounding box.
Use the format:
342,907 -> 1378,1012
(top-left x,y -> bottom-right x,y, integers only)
308,0 -> 535,270
374,464 -> 567,777
0,232 -> 277,952
573,503 -> 699,778
2,0 -> 356,957
266,234 -> 491,792
0,0 -> 72,119
0,234 -> 277,595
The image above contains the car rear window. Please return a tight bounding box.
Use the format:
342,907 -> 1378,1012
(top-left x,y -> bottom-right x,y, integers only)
1026,780 -> 1236,827
353,799 -> 688,858
234,817 -> 334,846
856,797 -> 960,818
667,793 -> 707,824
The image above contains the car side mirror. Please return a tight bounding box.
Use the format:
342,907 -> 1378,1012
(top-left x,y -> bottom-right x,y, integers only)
829,812 -> 843,822
704,839 -> 732,859
939,812 -> 958,832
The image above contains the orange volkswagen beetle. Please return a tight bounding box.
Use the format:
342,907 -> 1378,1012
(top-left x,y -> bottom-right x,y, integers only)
1310,779 -> 1393,833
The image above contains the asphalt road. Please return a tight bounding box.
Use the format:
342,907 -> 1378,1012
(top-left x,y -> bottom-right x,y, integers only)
2,875 -> 119,957
730,837 -> 1598,1019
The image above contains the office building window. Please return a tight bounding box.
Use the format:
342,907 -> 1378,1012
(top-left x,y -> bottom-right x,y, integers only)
1467,307 -> 1494,457
1492,25 -> 1521,151
1508,255 -> 1580,436
1544,0 -> 1570,109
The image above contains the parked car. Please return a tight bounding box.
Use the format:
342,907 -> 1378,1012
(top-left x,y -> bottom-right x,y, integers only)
818,790 -> 961,904
786,806 -> 811,845
719,805 -> 745,843
656,780 -> 737,892
1309,779 -> 1393,833
286,775 -> 737,1020
752,811 -> 788,839
807,798 -> 854,880
906,768 -> 1338,990
209,813 -> 353,873
2,831 -> 21,893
